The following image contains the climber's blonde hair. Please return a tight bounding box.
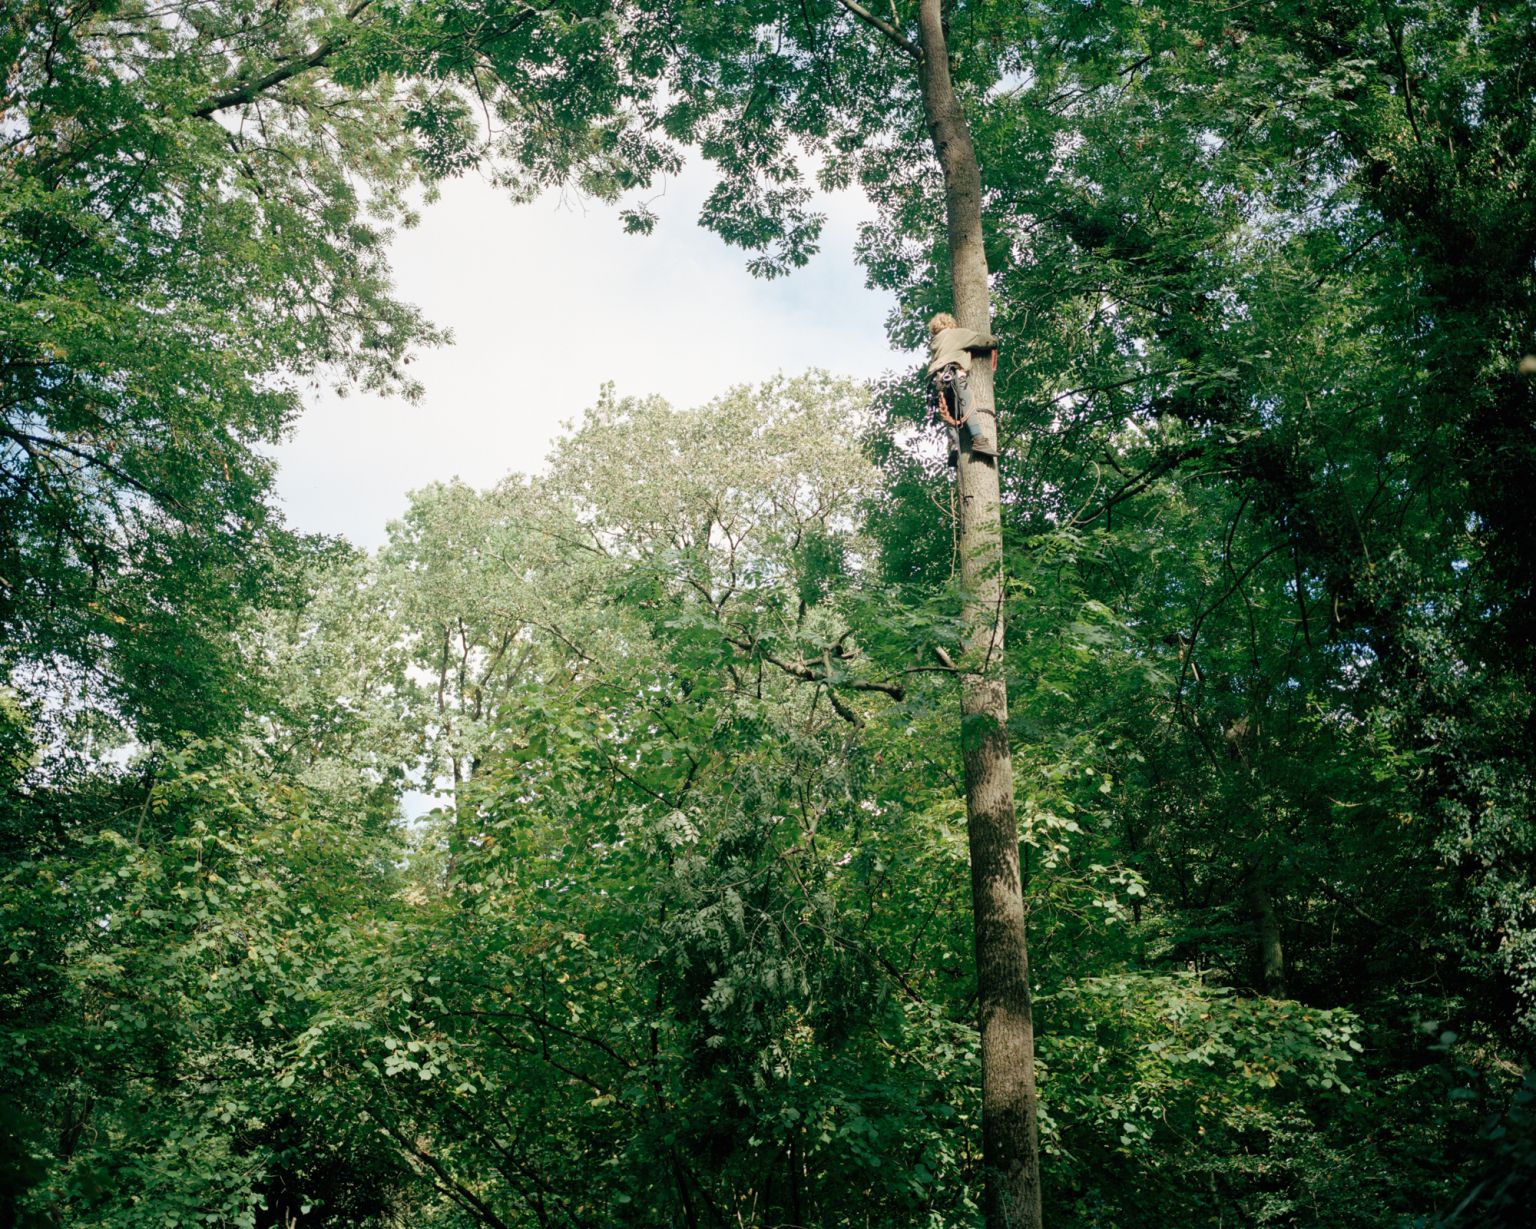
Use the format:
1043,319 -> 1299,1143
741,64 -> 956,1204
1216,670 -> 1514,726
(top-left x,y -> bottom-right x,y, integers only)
928,312 -> 958,336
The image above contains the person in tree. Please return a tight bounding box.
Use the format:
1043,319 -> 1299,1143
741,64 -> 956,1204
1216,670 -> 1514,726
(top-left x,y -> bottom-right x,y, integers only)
927,312 -> 999,467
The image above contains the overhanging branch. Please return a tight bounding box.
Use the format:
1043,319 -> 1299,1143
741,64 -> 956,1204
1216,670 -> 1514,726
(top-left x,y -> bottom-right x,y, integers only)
189,1 -> 375,118
834,0 -> 920,59
723,631 -> 906,710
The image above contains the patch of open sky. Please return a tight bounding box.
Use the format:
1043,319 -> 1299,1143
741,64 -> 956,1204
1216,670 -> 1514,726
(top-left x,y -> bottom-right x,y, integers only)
269,152 -> 900,550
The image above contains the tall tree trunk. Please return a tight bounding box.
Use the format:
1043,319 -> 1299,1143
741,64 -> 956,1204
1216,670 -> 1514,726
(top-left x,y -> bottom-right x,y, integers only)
916,3 -> 1042,1227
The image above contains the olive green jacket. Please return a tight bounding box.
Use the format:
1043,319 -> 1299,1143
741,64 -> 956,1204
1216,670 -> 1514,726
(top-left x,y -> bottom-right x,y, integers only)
927,327 -> 997,376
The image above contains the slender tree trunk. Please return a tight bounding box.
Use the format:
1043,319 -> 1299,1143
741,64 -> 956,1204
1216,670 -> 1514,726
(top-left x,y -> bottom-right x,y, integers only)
916,3 -> 1042,1227
1246,868 -> 1287,998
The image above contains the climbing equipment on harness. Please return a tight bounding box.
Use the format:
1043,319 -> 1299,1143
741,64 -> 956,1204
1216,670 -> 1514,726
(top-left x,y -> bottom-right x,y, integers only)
931,364 -> 970,427
930,362 -> 1000,466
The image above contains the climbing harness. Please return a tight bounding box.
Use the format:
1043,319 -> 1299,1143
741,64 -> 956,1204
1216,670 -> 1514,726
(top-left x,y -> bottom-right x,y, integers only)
930,364 -> 970,428
930,362 -> 1000,465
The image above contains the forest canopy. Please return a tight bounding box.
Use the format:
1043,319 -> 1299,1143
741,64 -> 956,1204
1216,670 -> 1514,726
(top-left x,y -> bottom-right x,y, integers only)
3,2 -> 1535,1227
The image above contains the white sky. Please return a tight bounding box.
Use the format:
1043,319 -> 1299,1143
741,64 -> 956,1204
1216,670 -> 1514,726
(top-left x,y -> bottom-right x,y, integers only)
271,159 -> 903,549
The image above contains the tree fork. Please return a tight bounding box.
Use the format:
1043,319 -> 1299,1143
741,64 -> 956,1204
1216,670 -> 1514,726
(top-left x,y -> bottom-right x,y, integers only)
916,2 -> 1043,1227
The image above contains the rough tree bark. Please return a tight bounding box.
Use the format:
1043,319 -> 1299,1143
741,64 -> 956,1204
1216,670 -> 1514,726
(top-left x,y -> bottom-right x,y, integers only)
915,3 -> 1043,1226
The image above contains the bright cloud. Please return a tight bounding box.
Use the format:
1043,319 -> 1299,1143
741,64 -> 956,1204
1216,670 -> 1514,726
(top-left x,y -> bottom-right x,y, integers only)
272,159 -> 902,548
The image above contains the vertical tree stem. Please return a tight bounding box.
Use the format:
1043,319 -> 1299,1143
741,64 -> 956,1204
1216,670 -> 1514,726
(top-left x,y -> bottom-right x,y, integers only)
915,3 -> 1043,1226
